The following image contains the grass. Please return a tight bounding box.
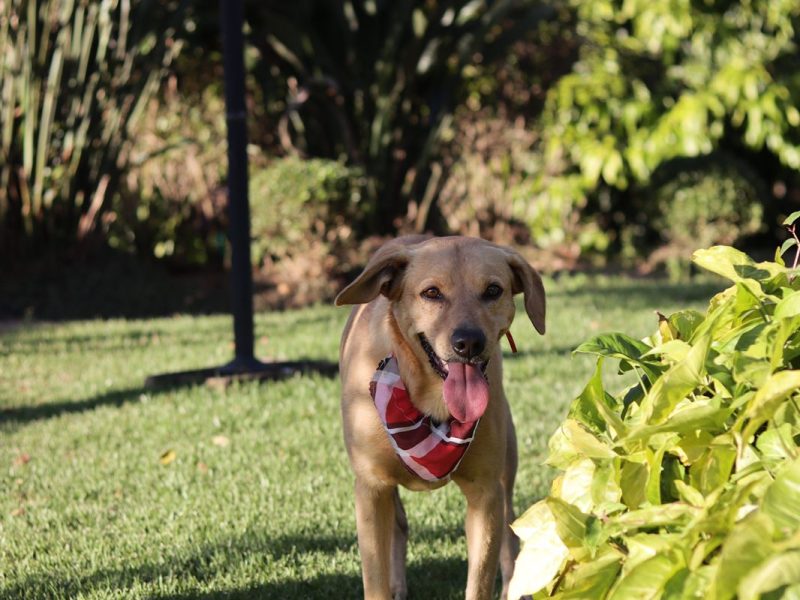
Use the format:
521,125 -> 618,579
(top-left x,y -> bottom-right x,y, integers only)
0,276 -> 721,599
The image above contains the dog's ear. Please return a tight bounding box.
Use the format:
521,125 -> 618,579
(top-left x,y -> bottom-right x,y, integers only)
335,243 -> 410,306
504,249 -> 546,335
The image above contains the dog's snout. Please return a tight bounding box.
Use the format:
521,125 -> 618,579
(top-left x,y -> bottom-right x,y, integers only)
451,328 -> 486,360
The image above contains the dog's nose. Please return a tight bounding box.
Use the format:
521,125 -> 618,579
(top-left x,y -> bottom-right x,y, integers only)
451,328 -> 486,360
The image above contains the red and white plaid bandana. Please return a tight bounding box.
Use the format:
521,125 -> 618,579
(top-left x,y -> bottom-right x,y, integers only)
369,355 -> 479,482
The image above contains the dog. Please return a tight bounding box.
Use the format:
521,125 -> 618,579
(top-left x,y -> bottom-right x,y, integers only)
336,235 -> 546,600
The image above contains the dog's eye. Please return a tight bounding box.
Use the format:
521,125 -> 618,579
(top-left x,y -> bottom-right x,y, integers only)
483,284 -> 503,299
421,287 -> 443,301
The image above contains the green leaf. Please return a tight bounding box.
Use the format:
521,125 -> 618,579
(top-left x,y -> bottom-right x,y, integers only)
644,339 -> 692,363
646,437 -> 678,505
664,565 -> 716,600
668,309 -> 707,342
761,456 -> 800,537
780,237 -> 798,258
607,548 -> 686,600
712,513 -> 776,600
756,423 -> 797,464
774,290 -> 800,320
574,333 -> 660,381
620,458 -> 649,509
742,370 -> 800,442
693,246 -> 785,285
546,496 -> 590,549
548,419 -> 618,464
551,545 -> 622,599
591,461 -> 623,508
673,480 -> 705,507
623,398 -> 732,443
554,458 -> 596,513
624,533 -> 682,574
639,331 -> 711,424
737,551 -> 800,600
568,360 -> 627,438
783,211 -> 800,226
688,433 -> 737,495
509,501 -> 570,599
607,503 -> 698,535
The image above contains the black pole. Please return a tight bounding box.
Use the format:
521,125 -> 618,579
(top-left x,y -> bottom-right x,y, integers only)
220,0 -> 255,368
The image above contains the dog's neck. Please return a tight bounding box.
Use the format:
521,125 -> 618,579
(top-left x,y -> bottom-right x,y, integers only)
385,310 -> 451,423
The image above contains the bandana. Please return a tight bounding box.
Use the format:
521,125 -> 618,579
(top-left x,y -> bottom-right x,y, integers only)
369,355 -> 479,482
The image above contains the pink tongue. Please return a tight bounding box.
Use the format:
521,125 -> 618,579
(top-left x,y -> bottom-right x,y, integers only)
443,362 -> 489,423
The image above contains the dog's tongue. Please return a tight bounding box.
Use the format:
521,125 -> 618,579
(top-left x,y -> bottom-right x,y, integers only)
443,362 -> 489,423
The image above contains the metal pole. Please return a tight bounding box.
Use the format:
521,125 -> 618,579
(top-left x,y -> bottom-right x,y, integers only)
220,0 -> 255,367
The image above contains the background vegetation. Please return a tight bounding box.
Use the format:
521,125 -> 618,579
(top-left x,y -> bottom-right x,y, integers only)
2,0 -> 799,316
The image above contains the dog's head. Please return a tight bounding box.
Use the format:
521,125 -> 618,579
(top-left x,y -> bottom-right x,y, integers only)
336,236 -> 545,422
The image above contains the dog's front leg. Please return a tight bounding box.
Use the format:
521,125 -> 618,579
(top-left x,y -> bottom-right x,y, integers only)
457,479 -> 505,600
355,478 -> 397,600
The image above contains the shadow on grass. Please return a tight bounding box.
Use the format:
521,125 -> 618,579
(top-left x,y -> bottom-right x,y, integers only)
1,529 -> 470,600
0,324 -> 230,357
153,556 -> 467,600
2,364 -> 337,428
0,386 -> 150,428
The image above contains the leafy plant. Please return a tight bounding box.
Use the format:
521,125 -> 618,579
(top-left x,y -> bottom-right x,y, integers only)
245,0 -> 554,234
249,156 -> 365,266
511,240 -> 800,599
643,155 -> 766,279
0,0 -> 186,255
535,0 -> 800,215
110,82 -> 230,266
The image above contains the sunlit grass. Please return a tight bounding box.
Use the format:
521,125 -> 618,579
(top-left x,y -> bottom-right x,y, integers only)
0,277 -> 719,599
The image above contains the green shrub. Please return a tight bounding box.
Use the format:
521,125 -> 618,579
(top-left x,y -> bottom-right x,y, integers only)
249,156 -> 365,266
651,158 -> 764,249
247,157 -> 367,306
108,84 -> 229,267
644,156 -> 766,278
0,0 -> 186,255
245,1 -> 554,233
511,243 -> 800,599
535,0 -> 800,231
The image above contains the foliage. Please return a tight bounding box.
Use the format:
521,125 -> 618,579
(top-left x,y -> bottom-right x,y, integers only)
245,0 -> 554,233
110,82 -> 229,266
536,0 -> 800,215
248,156 -> 366,306
511,244 -> 800,599
249,156 -> 364,265
0,0 -> 186,256
644,154 -> 766,278
435,114 -> 539,242
650,158 -> 764,249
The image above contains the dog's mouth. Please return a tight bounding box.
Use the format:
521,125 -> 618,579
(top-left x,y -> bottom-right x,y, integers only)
418,333 -> 489,423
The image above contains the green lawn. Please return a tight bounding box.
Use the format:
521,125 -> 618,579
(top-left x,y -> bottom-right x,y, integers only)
0,277 -> 720,599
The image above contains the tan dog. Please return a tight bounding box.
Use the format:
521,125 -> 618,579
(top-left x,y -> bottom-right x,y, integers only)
336,236 -> 545,600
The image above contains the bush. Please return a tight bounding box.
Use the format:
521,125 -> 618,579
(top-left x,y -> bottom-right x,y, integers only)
644,155 -> 766,277
245,1 -> 554,233
249,156 -> 364,263
510,244 -> 800,598
535,0 -> 800,235
108,82 -> 229,267
0,0 -> 186,256
249,156 -> 366,305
